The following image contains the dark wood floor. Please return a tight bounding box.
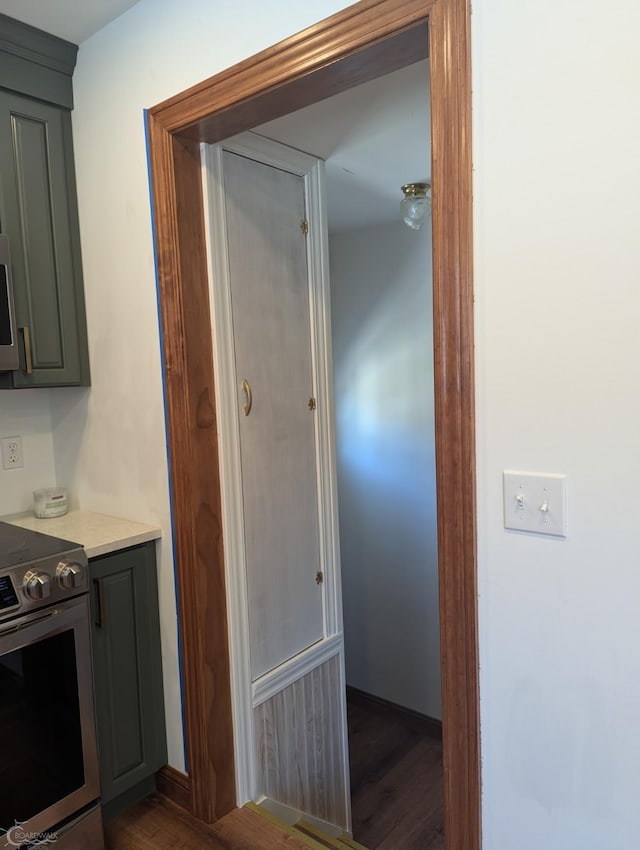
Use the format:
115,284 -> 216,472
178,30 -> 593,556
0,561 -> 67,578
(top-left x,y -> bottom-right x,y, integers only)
107,691 -> 443,850
347,689 -> 444,850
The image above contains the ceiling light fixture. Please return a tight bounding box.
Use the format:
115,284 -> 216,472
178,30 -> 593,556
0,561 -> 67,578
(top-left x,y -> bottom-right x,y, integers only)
400,182 -> 431,231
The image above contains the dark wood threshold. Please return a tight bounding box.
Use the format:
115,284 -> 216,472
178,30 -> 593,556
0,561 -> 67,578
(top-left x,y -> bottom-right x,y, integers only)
156,765 -> 192,812
347,686 -> 442,740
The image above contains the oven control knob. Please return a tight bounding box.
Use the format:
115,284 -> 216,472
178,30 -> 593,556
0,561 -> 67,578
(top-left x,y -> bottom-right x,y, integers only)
23,570 -> 52,600
56,560 -> 84,590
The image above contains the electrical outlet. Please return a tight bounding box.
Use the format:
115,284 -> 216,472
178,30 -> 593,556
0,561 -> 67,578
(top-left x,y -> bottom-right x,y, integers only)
1,436 -> 24,470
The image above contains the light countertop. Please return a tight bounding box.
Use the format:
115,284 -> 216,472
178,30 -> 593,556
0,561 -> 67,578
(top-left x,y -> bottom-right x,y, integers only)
2,509 -> 162,559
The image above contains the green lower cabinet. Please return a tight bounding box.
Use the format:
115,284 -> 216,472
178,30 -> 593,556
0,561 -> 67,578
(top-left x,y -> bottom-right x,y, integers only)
89,542 -> 167,820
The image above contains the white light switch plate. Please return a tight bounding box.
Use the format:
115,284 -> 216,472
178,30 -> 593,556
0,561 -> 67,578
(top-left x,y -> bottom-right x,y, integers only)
503,471 -> 567,537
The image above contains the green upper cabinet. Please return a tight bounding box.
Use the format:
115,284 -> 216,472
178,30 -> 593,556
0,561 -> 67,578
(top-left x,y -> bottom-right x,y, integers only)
0,14 -> 90,388
0,92 -> 90,386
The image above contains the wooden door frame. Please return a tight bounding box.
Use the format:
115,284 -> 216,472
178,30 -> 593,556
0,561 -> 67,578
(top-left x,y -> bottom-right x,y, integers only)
146,0 -> 479,848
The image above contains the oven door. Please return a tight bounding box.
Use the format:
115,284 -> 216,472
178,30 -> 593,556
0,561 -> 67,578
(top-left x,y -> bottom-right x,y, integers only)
0,595 -> 100,847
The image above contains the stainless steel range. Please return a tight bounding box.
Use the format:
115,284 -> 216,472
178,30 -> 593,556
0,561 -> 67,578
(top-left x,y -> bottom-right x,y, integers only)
0,521 -> 103,849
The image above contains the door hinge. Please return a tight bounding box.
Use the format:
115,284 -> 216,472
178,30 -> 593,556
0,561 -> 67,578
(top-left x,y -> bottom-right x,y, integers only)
315,571 -> 323,585
308,397 -> 316,411
300,219 -> 309,236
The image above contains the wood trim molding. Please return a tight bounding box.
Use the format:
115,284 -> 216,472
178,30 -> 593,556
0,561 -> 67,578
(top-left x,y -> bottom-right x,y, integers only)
146,0 -> 478,846
156,766 -> 192,812
200,140 -> 257,808
429,2 -> 479,847
145,117 -> 236,822
150,0 -> 432,138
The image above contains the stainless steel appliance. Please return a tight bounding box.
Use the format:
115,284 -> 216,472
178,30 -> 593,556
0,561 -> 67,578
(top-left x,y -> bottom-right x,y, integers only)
0,521 -> 103,849
0,235 -> 19,373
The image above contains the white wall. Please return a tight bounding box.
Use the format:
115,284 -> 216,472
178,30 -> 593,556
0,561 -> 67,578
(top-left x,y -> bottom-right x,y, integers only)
52,0 -> 640,843
474,1 -> 640,848
330,222 -> 440,719
56,0 -> 349,774
0,391 -> 56,515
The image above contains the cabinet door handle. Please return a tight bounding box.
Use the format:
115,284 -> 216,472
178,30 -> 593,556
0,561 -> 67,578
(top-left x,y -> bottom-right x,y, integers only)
94,578 -> 107,628
242,378 -> 252,416
20,326 -> 33,374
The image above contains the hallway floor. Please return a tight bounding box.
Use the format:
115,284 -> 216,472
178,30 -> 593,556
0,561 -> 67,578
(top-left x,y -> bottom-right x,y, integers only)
347,689 -> 444,850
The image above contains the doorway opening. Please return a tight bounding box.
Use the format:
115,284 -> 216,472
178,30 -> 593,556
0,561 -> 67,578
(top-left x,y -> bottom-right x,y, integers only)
146,2 -> 477,849
252,57 -> 443,849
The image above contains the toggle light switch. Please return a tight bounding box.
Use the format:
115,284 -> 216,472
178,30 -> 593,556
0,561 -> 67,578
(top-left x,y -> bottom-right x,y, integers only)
503,471 -> 568,537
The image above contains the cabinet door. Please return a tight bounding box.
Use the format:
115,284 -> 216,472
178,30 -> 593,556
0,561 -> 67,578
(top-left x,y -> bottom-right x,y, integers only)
90,543 -> 167,805
0,90 -> 90,386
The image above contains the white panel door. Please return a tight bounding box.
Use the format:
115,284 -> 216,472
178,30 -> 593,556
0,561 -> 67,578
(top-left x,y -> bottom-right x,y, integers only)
223,150 -> 324,680
205,135 -> 350,829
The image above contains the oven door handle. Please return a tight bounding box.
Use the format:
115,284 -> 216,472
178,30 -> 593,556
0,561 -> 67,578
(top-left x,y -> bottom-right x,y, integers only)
0,607 -> 59,637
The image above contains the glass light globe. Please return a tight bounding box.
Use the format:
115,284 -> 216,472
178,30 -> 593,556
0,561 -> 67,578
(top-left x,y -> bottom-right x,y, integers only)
400,183 -> 431,230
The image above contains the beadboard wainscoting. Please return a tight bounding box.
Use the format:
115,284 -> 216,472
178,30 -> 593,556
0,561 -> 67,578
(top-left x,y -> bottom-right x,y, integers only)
254,653 -> 348,829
